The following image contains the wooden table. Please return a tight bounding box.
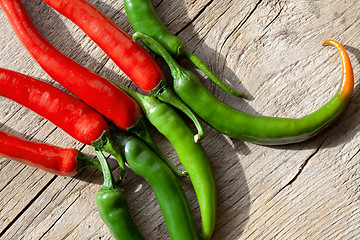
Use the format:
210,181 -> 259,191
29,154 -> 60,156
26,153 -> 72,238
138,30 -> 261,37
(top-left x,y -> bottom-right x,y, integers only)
1,0 -> 359,239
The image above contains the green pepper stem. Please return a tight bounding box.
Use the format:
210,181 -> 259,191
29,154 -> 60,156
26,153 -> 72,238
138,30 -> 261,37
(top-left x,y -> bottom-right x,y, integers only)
132,33 -> 204,141
184,51 -> 244,98
127,116 -> 157,148
133,32 -> 185,78
107,81 -> 187,177
91,147 -> 115,189
151,80 -> 204,141
75,151 -> 102,171
92,130 -> 126,180
133,32 -> 203,142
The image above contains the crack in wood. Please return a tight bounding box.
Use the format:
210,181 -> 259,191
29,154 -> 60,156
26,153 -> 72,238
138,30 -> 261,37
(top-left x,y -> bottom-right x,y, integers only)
0,106 -> 22,129
262,1 -> 285,31
0,165 -> 27,193
175,0 -> 214,36
348,148 -> 360,164
218,0 -> 263,55
40,126 -> 59,143
182,3 -> 233,53
0,175 -> 58,238
18,167 -> 99,239
39,194 -> 81,239
15,178 -> 78,238
267,137 -> 328,203
154,0 -> 164,9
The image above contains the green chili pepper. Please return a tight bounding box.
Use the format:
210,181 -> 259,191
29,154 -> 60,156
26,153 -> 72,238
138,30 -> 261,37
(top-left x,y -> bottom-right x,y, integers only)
115,134 -> 200,240
134,33 -> 354,145
110,80 -> 217,240
128,116 -> 187,177
93,147 -> 144,240
123,0 -> 244,98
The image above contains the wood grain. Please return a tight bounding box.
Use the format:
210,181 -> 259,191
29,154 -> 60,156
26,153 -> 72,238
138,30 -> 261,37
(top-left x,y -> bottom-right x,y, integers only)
0,0 -> 359,239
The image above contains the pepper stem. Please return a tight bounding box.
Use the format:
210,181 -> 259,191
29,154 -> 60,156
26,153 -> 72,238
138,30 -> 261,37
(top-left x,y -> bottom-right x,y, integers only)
91,147 -> 115,189
107,80 -> 187,177
75,151 -> 102,171
92,130 -> 126,180
133,32 -> 187,80
184,51 -> 244,98
132,33 -> 204,141
151,80 -> 204,141
112,131 -> 187,177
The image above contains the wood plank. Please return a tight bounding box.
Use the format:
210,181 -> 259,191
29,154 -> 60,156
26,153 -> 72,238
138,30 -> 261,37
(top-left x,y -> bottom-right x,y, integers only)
0,0 -> 359,239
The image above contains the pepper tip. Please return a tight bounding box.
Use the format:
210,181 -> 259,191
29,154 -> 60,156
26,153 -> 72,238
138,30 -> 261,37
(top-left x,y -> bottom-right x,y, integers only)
194,134 -> 201,143
322,39 -> 338,47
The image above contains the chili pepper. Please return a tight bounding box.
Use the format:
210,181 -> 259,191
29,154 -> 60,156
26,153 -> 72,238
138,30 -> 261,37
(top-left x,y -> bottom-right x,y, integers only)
0,0 -> 184,177
0,67 -> 126,175
0,130 -> 100,176
110,80 -> 216,240
93,148 -> 144,240
134,33 -> 354,145
41,0 -> 204,140
114,134 -> 200,240
0,0 -> 140,131
123,0 -> 244,98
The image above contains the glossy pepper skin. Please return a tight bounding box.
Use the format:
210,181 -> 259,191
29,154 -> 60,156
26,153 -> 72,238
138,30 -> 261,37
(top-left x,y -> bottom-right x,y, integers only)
41,0 -> 204,140
93,148 -> 144,240
113,83 -> 216,239
134,33 -> 354,145
0,68 -> 108,145
0,68 -> 125,175
43,0 -> 164,93
0,0 -> 141,131
0,130 -> 100,176
115,135 -> 200,240
123,0 -> 244,98
0,0 -> 183,177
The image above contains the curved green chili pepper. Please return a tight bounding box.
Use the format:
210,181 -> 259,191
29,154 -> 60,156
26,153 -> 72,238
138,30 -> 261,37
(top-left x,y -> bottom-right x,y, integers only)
93,147 -> 144,240
115,135 -> 200,240
123,0 -> 244,98
110,80 -> 217,239
134,34 -> 354,145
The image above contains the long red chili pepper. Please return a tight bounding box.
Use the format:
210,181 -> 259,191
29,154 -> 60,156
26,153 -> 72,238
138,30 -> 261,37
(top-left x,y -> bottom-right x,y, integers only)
48,0 -> 164,92
41,0 -> 204,139
0,0 -> 184,177
0,67 -> 126,176
0,0 -> 141,132
0,130 -> 100,176
0,68 -> 108,145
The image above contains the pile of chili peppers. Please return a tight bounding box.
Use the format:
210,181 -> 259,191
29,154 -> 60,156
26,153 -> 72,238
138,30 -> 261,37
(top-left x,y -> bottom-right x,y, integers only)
0,0 -> 354,239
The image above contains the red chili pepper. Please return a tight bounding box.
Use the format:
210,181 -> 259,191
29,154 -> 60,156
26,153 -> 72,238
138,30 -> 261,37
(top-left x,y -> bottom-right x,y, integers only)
0,130 -> 100,176
0,68 -> 108,145
0,68 -> 126,177
39,0 -> 160,92
41,0 -> 204,139
0,0 -> 142,131
0,0 -> 186,177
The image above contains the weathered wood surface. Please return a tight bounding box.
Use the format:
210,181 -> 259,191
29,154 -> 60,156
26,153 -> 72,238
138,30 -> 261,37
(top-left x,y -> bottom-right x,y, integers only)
1,0 -> 359,239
